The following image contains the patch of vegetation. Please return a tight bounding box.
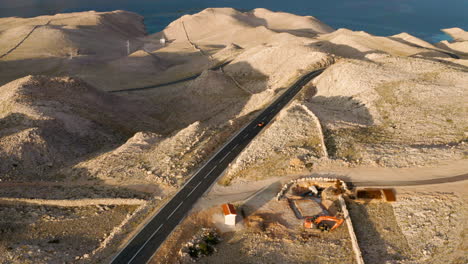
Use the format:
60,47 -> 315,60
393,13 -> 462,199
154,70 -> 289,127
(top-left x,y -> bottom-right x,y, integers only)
374,80 -> 417,127
302,136 -> 324,156
348,126 -> 391,144
203,232 -> 220,245
323,128 -> 338,158
186,229 -> 220,260
419,71 -> 440,83
286,136 -> 323,158
338,142 -> 362,163
188,242 -> 213,258
325,129 -> 363,162
218,175 -> 233,186
375,81 -> 401,106
324,126 -> 390,162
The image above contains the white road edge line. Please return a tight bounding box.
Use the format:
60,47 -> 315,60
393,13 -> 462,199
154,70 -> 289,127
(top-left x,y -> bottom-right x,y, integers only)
243,134 -> 249,139
233,144 -> 239,149
166,201 -> 184,220
127,223 -> 164,264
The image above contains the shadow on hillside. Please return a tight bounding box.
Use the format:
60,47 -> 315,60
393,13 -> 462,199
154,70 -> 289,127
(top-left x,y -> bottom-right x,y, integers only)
0,115 -> 160,199
0,57 -> 67,86
0,113 -> 127,182
387,37 -> 426,48
241,181 -> 281,217
388,36 -> 459,59
434,42 -> 467,57
309,41 -> 386,61
0,19 -> 146,86
232,12 -> 323,38
272,28 -> 321,38
305,95 -> 374,127
232,12 -> 268,28
204,44 -> 227,49
408,53 -> 468,71
347,201 -> 411,263
0,113 -> 34,138
138,59 -> 269,131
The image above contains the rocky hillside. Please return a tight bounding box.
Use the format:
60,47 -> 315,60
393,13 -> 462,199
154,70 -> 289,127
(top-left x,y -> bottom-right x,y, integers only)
0,76 -> 159,181
0,10 -> 147,89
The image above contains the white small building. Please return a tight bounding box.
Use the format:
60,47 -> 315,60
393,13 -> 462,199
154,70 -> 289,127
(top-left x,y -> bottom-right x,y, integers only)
222,203 -> 237,226
160,38 -> 166,46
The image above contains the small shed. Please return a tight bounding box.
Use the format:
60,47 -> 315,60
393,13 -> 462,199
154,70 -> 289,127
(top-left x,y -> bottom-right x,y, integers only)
221,203 -> 237,226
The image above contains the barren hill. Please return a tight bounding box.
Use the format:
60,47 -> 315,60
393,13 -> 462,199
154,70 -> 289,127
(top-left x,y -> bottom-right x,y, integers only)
0,10 -> 147,89
0,76 -> 159,181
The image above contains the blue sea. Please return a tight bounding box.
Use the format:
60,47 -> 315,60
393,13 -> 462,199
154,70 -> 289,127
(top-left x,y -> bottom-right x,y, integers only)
1,0 -> 467,43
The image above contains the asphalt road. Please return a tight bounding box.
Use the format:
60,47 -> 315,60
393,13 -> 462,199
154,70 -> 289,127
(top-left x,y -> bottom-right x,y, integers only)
108,60 -> 232,93
110,68 -> 325,264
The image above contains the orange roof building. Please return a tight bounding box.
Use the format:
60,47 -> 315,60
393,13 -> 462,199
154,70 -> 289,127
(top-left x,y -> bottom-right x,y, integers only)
221,203 -> 237,226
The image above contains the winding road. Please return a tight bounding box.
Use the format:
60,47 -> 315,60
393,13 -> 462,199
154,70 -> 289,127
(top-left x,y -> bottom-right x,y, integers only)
110,68 -> 325,264
108,60 -> 232,93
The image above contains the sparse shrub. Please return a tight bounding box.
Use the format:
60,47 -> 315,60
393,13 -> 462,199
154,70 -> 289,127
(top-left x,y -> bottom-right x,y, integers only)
188,245 -> 199,258
181,228 -> 220,260
323,129 -> 338,158
198,242 -> 212,255
204,232 -> 220,245
218,175 -> 233,186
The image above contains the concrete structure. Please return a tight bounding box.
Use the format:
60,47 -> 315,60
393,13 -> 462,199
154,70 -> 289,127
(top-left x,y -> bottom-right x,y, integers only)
221,203 -> 237,226
294,199 -> 323,218
356,188 -> 396,202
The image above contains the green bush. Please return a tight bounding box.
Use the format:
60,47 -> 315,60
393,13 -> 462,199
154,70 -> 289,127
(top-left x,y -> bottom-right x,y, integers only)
323,129 -> 338,158
204,233 -> 220,245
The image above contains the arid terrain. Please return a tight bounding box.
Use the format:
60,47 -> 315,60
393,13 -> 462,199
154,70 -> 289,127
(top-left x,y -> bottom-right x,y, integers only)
0,7 -> 467,264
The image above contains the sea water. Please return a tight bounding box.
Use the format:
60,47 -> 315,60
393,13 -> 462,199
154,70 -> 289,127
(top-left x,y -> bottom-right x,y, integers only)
1,0 -> 467,43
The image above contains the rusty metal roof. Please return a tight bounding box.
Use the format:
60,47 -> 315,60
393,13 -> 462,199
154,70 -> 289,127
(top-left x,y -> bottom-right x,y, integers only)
221,203 -> 237,215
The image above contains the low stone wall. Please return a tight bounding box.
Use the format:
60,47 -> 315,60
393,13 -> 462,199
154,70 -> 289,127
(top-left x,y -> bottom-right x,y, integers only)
339,195 -> 365,264
0,197 -> 146,207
